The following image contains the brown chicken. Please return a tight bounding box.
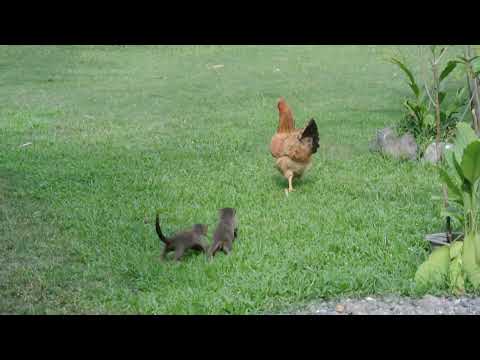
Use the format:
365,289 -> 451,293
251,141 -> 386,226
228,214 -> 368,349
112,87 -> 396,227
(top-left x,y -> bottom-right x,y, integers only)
270,97 -> 319,193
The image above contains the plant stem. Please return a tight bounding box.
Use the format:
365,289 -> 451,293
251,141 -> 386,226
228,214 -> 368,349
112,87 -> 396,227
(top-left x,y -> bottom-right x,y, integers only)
420,46 -> 436,108
432,49 -> 442,160
472,80 -> 480,135
465,45 -> 480,135
431,46 -> 451,237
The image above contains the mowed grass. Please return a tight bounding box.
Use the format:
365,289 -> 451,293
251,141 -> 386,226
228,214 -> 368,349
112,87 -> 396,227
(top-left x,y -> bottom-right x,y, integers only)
0,45 -> 455,314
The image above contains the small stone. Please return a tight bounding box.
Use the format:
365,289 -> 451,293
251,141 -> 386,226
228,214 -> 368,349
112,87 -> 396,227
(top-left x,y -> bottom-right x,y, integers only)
423,142 -> 449,164
423,295 -> 437,301
335,304 -> 345,313
369,127 -> 417,160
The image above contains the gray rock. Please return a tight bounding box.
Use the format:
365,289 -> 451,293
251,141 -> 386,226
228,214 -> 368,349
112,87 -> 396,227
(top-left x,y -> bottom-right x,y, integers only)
422,142 -> 451,164
370,127 -> 418,160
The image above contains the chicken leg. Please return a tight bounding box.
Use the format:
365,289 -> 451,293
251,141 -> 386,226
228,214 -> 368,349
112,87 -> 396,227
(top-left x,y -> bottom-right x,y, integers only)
283,170 -> 295,194
288,174 -> 294,192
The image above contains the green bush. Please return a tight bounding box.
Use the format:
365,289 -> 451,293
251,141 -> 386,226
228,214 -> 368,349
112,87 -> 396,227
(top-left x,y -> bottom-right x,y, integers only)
391,51 -> 468,152
416,123 -> 480,293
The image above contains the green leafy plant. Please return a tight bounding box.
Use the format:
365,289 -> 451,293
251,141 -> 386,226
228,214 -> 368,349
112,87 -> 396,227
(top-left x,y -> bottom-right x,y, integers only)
390,57 -> 430,140
453,56 -> 480,76
454,50 -> 480,134
415,245 -> 450,289
415,123 -> 480,293
391,48 -> 468,151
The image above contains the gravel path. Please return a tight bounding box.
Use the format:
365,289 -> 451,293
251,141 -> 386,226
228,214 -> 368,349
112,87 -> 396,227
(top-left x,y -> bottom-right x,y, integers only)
293,295 -> 480,315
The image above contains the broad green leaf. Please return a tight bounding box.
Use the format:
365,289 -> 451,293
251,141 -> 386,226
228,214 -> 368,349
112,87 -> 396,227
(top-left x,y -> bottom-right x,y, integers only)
403,100 -> 424,122
403,100 -> 416,116
450,240 -> 463,259
439,61 -> 457,83
444,147 -> 457,173
415,245 -> 450,288
451,60 -> 464,66
455,86 -> 466,101
462,188 -> 473,214
472,57 -> 480,75
460,141 -> 480,184
440,111 -> 447,124
391,58 -> 420,98
408,83 -> 420,99
438,91 -> 447,104
462,233 -> 480,288
449,256 -> 465,295
454,123 -> 478,163
391,58 -> 415,85
438,167 -> 463,199
476,233 -> 480,266
453,151 -> 466,182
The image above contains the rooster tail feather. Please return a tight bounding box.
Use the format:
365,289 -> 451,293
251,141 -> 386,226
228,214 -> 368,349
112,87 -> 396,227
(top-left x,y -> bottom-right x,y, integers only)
301,119 -> 319,153
277,97 -> 295,133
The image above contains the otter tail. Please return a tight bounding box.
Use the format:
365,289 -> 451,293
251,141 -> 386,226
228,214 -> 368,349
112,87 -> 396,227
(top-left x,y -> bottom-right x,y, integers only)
155,213 -> 168,244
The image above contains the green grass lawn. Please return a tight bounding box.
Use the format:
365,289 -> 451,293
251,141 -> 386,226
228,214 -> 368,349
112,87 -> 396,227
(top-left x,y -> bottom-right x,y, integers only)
0,45 -> 462,314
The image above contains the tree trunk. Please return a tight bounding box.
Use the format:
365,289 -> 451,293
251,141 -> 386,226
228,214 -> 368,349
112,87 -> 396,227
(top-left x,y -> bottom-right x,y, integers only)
469,76 -> 480,135
465,45 -> 480,135
432,53 -> 442,159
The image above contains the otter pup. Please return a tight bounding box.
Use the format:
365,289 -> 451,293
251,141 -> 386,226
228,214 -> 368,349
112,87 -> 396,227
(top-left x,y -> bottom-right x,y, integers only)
208,208 -> 238,257
155,213 -> 208,262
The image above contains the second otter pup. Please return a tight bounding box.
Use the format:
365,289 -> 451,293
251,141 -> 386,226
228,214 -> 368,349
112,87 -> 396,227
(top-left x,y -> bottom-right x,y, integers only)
208,208 -> 238,257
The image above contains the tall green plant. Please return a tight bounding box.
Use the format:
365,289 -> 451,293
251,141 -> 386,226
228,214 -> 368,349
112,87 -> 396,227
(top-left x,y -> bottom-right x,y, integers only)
454,49 -> 480,134
391,48 -> 467,149
390,57 -> 430,139
441,124 -> 480,234
416,123 -> 480,292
